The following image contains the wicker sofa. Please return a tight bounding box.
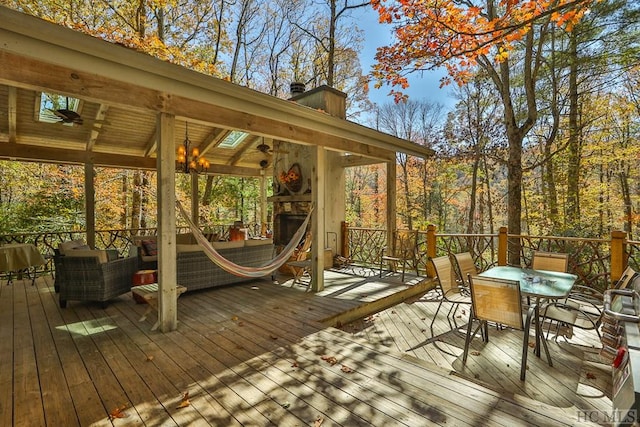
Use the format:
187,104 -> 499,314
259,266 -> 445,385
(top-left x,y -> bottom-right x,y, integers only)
176,239 -> 274,292
55,240 -> 138,308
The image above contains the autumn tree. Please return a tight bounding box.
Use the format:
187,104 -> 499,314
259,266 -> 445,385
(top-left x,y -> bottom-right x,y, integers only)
444,75 -> 504,234
371,0 -> 595,262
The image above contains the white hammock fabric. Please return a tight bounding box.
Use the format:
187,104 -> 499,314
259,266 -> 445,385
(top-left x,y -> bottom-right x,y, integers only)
176,200 -> 312,278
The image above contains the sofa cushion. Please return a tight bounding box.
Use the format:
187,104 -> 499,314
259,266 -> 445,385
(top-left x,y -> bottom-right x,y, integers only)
212,240 -> 245,250
58,239 -> 87,255
141,239 -> 158,256
244,238 -> 273,247
64,249 -> 109,264
176,244 -> 204,253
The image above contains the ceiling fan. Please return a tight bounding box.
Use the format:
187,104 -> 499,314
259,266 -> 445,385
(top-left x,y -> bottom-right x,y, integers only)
52,108 -> 84,125
256,139 -> 289,169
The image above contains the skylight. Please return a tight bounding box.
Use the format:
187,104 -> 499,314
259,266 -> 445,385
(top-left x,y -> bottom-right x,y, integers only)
38,92 -> 81,124
219,130 -> 249,149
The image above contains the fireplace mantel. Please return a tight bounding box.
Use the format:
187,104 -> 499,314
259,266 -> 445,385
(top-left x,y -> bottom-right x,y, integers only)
267,194 -> 312,203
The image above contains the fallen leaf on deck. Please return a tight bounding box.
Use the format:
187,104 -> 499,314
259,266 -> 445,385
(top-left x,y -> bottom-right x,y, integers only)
270,334 -> 278,340
238,321 -> 244,326
177,391 -> 190,409
231,316 -> 239,321
321,355 -> 338,365
315,416 -> 325,426
146,355 -> 154,362
308,307 -> 314,311
281,401 -> 290,408
528,342 -> 536,348
586,372 -> 597,380
292,361 -> 299,368
471,351 -> 481,356
341,365 -> 354,373
109,404 -> 128,420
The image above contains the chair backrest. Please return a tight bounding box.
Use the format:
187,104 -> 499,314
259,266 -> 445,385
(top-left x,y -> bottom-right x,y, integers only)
453,252 -> 478,286
431,255 -> 457,294
392,230 -> 418,259
532,251 -> 568,273
615,266 -> 639,290
293,232 -> 313,261
468,275 -> 523,330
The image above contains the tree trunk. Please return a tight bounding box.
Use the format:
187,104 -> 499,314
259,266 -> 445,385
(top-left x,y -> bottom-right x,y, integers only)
131,170 -> 142,230
566,30 -> 581,231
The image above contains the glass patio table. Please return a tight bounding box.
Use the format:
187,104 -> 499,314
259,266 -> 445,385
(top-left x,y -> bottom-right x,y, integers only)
479,265 -> 577,359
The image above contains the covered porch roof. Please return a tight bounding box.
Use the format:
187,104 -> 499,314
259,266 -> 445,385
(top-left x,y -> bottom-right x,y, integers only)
0,6 -> 435,332
0,6 -> 433,174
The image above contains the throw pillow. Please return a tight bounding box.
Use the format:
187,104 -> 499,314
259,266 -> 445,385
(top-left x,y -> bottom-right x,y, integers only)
142,240 -> 158,256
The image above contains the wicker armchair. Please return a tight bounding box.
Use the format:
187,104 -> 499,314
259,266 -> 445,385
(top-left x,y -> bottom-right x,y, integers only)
58,252 -> 138,308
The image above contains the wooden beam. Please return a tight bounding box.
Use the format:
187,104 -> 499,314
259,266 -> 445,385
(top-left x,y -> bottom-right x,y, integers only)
0,141 -> 263,176
228,134 -> 259,166
198,128 -> 229,155
143,129 -> 157,157
86,104 -> 109,151
340,154 -> 387,167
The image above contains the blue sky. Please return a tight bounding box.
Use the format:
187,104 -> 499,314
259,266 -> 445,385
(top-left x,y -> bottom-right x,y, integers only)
354,6 -> 456,109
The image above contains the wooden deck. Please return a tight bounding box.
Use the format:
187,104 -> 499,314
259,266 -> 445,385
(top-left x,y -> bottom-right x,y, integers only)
1,268 -> 612,426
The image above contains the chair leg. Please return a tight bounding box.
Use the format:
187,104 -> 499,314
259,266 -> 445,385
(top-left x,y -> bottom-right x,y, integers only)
521,308 -> 533,381
429,299 -> 446,337
462,314 -> 482,366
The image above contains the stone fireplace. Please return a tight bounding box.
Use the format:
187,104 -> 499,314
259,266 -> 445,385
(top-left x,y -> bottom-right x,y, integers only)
273,213 -> 307,246
269,83 -> 346,258
271,198 -> 312,247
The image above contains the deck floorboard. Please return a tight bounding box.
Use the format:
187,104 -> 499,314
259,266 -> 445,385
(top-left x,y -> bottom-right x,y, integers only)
0,269 -> 612,426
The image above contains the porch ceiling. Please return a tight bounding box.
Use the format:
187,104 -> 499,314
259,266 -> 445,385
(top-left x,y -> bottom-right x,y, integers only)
0,7 -> 434,177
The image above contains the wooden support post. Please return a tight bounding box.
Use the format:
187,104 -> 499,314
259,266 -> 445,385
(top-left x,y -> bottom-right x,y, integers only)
84,162 -> 96,249
426,224 -> 436,277
386,160 -> 396,254
610,230 -> 627,287
156,112 -> 178,332
260,171 -> 267,235
498,227 -> 508,266
341,221 -> 349,258
190,172 -> 199,226
311,145 -> 325,292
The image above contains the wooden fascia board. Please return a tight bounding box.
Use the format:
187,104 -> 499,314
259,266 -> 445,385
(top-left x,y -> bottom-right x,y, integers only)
0,8 -> 432,159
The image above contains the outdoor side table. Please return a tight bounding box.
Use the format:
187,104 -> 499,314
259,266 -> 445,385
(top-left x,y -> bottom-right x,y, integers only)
131,283 -> 187,331
0,243 -> 46,285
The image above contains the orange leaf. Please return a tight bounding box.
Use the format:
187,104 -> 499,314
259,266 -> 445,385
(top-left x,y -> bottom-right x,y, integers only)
341,365 -> 354,373
108,404 -> 128,420
315,416 -> 325,426
177,391 -> 190,409
321,355 -> 338,365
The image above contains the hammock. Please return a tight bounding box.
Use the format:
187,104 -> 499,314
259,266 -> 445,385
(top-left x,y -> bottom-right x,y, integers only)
176,200 -> 312,278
